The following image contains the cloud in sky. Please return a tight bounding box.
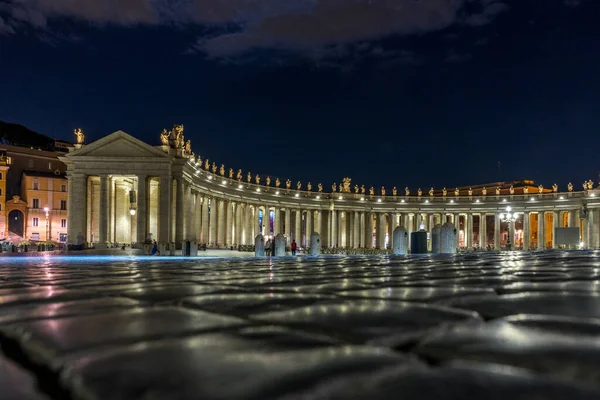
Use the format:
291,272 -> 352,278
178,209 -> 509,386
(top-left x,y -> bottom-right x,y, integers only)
1,0 -> 508,57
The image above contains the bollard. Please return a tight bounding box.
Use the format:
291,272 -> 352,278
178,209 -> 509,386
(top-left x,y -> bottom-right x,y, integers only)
411,231 -> 428,254
393,226 -> 409,255
431,224 -> 442,254
159,242 -> 169,256
441,222 -> 457,254
169,242 -> 176,256
255,234 -> 265,257
310,232 -> 321,256
274,233 -> 286,256
190,241 -> 198,256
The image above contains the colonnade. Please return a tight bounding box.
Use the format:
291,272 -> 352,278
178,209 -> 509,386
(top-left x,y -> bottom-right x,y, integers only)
62,130 -> 600,251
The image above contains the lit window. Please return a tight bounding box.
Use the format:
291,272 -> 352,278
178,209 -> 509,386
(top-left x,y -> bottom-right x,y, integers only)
60,200 -> 67,210
33,182 -> 39,190
33,198 -> 39,209
61,184 -> 67,192
33,217 -> 39,227
61,219 -> 67,228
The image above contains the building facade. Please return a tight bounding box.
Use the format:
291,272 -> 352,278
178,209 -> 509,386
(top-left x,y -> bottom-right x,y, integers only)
0,144 -> 69,242
61,129 -> 600,251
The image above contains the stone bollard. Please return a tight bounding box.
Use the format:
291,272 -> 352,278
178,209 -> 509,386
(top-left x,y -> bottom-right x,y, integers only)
274,233 -> 286,256
190,241 -> 198,256
393,226 -> 408,255
255,234 -> 265,257
411,231 -> 428,254
169,242 -> 176,256
441,222 -> 457,254
310,232 -> 321,256
159,242 -> 169,256
431,224 -> 442,254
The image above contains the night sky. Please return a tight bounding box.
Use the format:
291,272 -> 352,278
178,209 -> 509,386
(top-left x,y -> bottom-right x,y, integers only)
1,0 -> 599,191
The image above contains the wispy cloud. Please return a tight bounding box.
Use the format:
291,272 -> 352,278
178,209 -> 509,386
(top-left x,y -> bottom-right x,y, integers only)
1,0 -> 508,60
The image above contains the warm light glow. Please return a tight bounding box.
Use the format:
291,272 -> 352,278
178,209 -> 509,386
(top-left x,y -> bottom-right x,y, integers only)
208,176 -> 213,180
502,199 -> 507,202
579,242 -> 585,249
129,209 -> 136,216
338,196 -> 343,200
475,199 -> 480,203
222,180 -> 226,184
450,200 -> 454,204
559,196 -> 564,200
377,198 -> 382,203
238,184 -> 243,189
295,193 -> 300,197
316,195 -> 320,199
401,199 -> 405,203
506,206 -> 512,212
256,188 -> 261,192
425,200 -> 429,204
44,207 -> 49,212
530,197 -> 535,201
500,213 -> 505,219
360,197 -> 365,201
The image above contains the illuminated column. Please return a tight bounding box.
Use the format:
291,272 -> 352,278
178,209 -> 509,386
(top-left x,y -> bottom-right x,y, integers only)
494,214 -> 500,250
284,208 -> 291,243
316,210 -> 322,235
158,175 -> 171,244
388,213 -> 396,249
235,202 -> 242,246
466,213 -> 473,249
225,201 -> 233,246
67,173 -> 87,246
183,184 -> 191,240
568,210 -> 577,228
97,175 -> 109,248
585,209 -> 593,249
359,212 -> 365,248
366,212 -> 374,248
407,214 -> 413,250
305,210 -> 312,247
201,197 -> 209,244
294,209 -> 301,243
352,211 -> 362,249
263,205 -> 270,236
215,198 -> 223,245
552,211 -> 559,249
330,210 -> 337,247
244,204 -> 252,244
174,177 -> 184,244
135,175 -> 147,245
537,211 -> 545,250
274,207 -> 281,236
479,213 -> 486,249
523,211 -> 530,251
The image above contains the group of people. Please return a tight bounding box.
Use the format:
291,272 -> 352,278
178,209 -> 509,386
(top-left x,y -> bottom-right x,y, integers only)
264,239 -> 298,256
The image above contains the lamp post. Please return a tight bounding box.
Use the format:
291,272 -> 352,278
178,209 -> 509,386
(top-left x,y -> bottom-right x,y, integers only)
43,206 -> 49,242
129,190 -> 137,216
499,206 -> 518,250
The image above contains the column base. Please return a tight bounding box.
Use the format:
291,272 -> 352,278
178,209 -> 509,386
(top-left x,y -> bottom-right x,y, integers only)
95,242 -> 111,249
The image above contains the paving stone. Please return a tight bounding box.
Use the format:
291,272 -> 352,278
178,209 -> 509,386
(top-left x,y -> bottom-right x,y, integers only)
119,284 -> 243,302
284,361 -> 600,399
0,355 -> 50,400
0,287 -> 99,308
415,318 -> 600,386
336,286 -> 496,302
499,281 -> 600,294
251,300 -> 482,344
0,297 -> 142,324
60,334 -> 415,400
443,292 -> 600,319
1,307 -> 247,370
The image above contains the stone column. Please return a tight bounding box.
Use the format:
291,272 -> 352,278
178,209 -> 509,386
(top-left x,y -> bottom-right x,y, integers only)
331,210 -> 337,247
263,205 -> 270,236
67,174 -> 87,246
316,210 -> 322,235
407,214 -> 413,250
366,212 -> 374,248
538,211 -> 545,250
305,210 -> 312,247
523,211 -> 530,250
284,208 -> 291,243
201,197 -> 209,244
339,211 -> 347,247
194,193 -> 201,242
183,183 -> 191,240
97,175 -> 109,248
494,214 -> 501,250
479,213 -> 486,249
568,210 -> 577,228
158,175 -> 171,244
388,213 -> 396,249
214,199 -> 223,245
359,212 -> 365,248
586,209 -> 593,249
552,211 -> 559,249
274,207 -> 281,236
235,202 -> 242,246
243,204 -> 252,245
174,178 -> 184,244
294,209 -> 301,243
353,211 -> 360,249
226,201 -> 233,246
454,214 -> 461,249
466,213 -> 473,249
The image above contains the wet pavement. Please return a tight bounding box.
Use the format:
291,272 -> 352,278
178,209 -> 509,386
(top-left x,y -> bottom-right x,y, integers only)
1,251 -> 600,399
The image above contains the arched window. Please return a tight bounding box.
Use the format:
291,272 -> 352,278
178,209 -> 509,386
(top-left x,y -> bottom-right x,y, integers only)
0,172 -> 3,180
0,188 -> 2,196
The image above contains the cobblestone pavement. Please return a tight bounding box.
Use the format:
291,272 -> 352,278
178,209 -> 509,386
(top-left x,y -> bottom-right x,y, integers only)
1,252 -> 600,399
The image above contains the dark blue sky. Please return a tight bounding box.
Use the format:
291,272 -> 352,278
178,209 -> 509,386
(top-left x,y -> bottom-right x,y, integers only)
1,0 -> 599,190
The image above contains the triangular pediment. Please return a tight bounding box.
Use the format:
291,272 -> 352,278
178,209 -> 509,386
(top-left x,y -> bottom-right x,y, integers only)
67,130 -> 169,158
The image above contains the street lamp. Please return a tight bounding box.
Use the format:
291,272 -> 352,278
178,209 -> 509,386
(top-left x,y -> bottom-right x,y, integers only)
499,206 -> 518,223
129,190 -> 137,216
43,207 -> 49,241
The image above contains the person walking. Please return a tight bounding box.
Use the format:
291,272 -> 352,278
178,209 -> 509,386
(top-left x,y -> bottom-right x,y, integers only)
291,239 -> 297,256
265,238 -> 272,256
